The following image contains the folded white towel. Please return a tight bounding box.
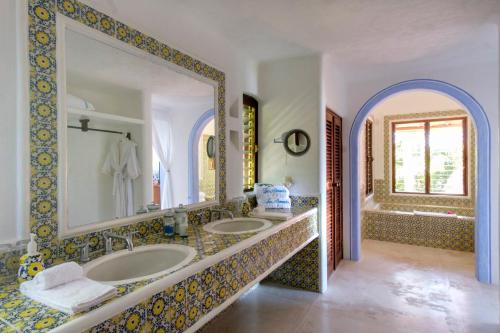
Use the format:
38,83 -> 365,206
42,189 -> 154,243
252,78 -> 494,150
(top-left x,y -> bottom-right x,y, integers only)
20,277 -> 117,314
32,262 -> 83,290
249,210 -> 292,221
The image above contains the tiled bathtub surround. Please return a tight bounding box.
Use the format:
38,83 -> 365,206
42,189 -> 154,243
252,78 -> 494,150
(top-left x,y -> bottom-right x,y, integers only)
363,209 -> 474,252
0,209 -> 319,333
363,110 -> 476,251
378,202 -> 475,217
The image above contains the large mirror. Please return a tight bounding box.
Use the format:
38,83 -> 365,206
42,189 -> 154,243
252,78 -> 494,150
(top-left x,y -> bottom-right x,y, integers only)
59,22 -> 217,234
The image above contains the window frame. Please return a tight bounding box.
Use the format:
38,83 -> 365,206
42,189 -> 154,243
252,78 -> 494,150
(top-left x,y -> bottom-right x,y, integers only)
243,94 -> 258,192
391,116 -> 468,196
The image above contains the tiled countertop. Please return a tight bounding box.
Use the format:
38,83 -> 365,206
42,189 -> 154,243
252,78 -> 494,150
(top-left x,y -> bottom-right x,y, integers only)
0,208 -> 316,333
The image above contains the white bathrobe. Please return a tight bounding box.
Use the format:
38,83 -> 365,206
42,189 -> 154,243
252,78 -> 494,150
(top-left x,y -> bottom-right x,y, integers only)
102,137 -> 141,218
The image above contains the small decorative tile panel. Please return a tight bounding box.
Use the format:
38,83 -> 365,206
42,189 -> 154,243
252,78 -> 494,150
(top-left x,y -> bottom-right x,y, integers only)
363,210 -> 474,252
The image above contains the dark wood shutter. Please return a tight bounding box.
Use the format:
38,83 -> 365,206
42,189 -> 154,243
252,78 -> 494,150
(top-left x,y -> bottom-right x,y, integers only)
332,112 -> 343,268
326,109 -> 343,276
326,111 -> 334,276
365,119 -> 373,195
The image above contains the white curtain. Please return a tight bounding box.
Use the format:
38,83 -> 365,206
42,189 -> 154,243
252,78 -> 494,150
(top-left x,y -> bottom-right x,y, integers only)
152,110 -> 174,209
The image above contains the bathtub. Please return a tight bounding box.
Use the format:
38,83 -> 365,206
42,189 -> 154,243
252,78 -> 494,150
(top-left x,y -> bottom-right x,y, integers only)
362,205 -> 475,252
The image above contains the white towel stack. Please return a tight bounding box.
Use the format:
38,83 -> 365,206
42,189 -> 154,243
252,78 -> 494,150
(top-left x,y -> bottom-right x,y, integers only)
20,262 -> 117,314
249,209 -> 292,221
254,183 -> 291,209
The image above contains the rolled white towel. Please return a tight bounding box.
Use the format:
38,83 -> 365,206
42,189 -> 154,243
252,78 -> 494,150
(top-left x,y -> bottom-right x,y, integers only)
33,262 -> 83,290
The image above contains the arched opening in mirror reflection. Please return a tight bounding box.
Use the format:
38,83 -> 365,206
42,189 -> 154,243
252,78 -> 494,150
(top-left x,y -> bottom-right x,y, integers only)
188,109 -> 215,204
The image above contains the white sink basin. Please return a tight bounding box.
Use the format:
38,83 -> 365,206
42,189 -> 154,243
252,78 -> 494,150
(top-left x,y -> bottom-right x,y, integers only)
203,217 -> 272,235
83,244 -> 196,285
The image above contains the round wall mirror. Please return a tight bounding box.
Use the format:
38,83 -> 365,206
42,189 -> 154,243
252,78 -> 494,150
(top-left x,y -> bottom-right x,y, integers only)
284,129 -> 310,156
206,135 -> 216,158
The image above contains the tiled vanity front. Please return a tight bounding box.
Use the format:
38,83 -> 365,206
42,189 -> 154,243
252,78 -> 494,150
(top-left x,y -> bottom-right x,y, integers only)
0,209 -> 318,332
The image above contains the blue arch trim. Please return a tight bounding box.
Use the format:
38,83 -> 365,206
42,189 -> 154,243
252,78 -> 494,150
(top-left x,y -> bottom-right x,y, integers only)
349,79 -> 491,283
188,109 -> 215,204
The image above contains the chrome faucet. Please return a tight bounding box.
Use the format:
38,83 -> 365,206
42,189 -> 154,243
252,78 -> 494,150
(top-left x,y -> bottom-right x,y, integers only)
103,232 -> 135,254
77,242 -> 90,263
209,208 -> 234,222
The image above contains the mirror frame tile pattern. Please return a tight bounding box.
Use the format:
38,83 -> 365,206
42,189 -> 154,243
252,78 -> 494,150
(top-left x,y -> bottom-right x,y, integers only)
28,0 -> 227,244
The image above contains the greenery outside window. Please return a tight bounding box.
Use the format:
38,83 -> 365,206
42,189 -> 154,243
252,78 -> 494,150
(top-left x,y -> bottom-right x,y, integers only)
392,117 -> 467,196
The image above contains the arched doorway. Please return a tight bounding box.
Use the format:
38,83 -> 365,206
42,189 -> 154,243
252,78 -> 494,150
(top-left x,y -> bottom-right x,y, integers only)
188,109 -> 215,204
349,79 -> 491,283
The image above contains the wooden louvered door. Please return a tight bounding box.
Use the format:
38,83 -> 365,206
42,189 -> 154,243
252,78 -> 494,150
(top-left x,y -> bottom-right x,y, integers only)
326,112 -> 334,276
326,109 -> 343,276
332,112 -> 343,268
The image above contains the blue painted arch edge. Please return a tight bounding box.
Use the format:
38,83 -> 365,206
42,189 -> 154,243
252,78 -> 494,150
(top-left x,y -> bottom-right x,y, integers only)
188,109 -> 215,204
348,79 -> 491,283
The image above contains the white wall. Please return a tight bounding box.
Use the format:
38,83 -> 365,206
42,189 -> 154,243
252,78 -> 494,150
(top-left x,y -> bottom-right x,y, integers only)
257,55 -> 321,196
0,0 -> 21,244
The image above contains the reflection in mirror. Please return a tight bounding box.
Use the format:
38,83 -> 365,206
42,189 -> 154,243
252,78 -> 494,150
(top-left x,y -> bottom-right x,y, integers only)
188,109 -> 215,204
198,122 -> 216,202
206,135 -> 216,159
63,27 -> 216,231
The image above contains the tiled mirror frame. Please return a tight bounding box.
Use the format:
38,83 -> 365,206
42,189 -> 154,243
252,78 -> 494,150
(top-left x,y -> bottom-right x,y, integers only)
28,0 -> 227,244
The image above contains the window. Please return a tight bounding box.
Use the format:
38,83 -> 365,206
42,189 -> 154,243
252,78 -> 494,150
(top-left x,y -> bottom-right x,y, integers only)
392,117 -> 467,195
365,119 -> 374,195
243,94 -> 258,191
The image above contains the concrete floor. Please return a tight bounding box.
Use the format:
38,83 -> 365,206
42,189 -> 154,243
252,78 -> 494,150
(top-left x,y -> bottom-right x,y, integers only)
201,240 -> 499,333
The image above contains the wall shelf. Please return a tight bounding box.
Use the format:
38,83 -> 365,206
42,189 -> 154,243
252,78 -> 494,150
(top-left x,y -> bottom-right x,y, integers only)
67,107 -> 145,125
